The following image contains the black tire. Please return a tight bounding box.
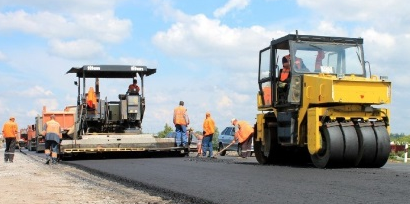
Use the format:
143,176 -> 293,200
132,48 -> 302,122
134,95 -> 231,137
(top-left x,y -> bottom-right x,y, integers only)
340,122 -> 359,167
254,121 -> 280,165
311,122 -> 344,168
218,143 -> 226,156
253,122 -> 270,164
371,123 -> 390,168
355,122 -> 377,167
266,123 -> 282,164
254,137 -> 269,164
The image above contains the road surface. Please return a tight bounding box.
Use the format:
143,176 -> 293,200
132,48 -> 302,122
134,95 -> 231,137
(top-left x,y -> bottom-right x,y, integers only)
34,152 -> 408,204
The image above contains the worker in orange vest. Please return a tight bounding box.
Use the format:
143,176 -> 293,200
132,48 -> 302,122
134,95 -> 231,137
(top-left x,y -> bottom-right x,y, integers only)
86,87 -> 97,109
173,101 -> 189,147
278,53 -> 307,103
279,54 -> 291,85
231,118 -> 254,158
43,115 -> 62,165
279,53 -> 308,86
2,116 -> 18,163
202,112 -> 216,157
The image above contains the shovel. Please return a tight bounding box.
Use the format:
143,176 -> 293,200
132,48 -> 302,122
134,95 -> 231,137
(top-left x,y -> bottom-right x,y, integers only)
212,142 -> 235,158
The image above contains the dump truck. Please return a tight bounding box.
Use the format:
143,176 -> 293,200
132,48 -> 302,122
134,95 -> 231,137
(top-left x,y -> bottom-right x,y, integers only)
18,128 -> 28,149
26,125 -> 36,151
59,65 -> 187,159
255,33 -> 391,168
27,106 -> 75,152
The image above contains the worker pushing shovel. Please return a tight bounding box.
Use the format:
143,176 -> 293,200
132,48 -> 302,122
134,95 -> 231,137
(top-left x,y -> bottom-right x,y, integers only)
212,118 -> 254,159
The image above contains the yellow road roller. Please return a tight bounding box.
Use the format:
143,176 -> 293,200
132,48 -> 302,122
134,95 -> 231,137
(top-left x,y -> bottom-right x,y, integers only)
255,33 -> 391,168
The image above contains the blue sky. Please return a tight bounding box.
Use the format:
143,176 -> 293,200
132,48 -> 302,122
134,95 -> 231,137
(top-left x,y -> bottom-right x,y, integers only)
0,0 -> 409,134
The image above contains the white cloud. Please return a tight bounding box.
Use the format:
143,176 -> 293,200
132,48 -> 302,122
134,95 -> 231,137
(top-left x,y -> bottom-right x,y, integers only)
118,57 -> 157,68
19,85 -> 53,97
359,29 -> 395,49
27,109 -> 40,119
356,28 -> 396,62
297,0 -> 410,30
0,10 -> 72,38
213,0 -> 250,18
48,39 -> 104,59
0,10 -> 131,42
35,99 -> 59,111
152,13 -> 285,71
72,12 -> 132,43
0,0 -> 118,14
0,6 -> 131,60
217,95 -> 233,109
315,21 -> 347,36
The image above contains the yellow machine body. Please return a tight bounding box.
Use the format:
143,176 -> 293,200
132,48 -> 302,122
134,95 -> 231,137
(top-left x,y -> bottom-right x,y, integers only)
254,34 -> 391,168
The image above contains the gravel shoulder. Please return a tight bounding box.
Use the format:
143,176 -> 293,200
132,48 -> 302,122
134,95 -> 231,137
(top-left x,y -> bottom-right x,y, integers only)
0,148 -> 171,204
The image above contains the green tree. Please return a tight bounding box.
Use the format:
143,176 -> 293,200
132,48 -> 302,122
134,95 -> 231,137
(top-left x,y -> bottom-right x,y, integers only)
212,127 -> 219,150
157,123 -> 174,138
390,134 -> 410,145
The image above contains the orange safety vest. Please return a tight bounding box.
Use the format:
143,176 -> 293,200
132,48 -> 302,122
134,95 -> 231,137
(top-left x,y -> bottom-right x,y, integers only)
45,119 -> 61,138
2,120 -> 18,138
87,87 -> 97,109
203,116 -> 215,136
280,67 -> 290,82
235,121 -> 254,143
174,106 -> 188,125
280,55 -> 291,82
280,54 -> 304,81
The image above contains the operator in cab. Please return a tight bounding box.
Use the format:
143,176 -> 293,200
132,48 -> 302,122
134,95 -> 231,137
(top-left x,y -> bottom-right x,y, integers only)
277,54 -> 294,101
127,79 -> 140,95
278,52 -> 308,103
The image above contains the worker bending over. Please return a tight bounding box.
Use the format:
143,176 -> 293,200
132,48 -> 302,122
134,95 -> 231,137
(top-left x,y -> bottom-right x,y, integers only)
231,118 -> 254,158
43,114 -> 62,165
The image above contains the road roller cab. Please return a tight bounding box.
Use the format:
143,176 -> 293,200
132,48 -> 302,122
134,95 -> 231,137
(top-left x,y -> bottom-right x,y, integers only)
255,32 -> 391,168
